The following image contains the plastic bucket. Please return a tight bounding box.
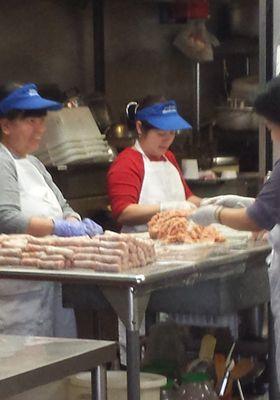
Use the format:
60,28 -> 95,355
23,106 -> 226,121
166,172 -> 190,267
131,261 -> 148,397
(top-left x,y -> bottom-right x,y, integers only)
68,371 -> 167,400
7,379 -> 67,400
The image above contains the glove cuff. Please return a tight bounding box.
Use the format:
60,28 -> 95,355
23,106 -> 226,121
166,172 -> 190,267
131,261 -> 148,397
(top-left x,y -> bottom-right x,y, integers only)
160,202 -> 170,211
214,206 -> 224,224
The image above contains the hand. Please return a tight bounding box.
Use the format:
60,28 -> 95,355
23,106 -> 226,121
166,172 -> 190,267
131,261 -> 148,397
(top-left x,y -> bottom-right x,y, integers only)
82,218 -> 103,236
189,205 -> 221,226
251,230 -> 268,241
53,218 -> 103,237
201,195 -> 254,208
160,200 -> 197,212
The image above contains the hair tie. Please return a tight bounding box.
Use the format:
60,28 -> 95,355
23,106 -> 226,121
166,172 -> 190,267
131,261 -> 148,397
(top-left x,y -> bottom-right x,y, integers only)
126,101 -> 138,120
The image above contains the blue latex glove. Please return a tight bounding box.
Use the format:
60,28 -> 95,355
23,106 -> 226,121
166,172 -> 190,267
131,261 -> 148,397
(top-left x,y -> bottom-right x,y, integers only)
53,218 -> 103,237
82,218 -> 103,236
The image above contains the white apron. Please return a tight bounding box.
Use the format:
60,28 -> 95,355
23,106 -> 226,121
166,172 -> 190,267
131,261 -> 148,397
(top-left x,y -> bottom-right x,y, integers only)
268,224 -> 280,386
122,141 -> 186,233
0,144 -> 76,337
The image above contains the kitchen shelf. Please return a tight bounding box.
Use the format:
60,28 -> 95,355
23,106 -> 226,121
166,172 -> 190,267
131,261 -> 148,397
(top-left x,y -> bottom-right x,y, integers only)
215,37 -> 259,56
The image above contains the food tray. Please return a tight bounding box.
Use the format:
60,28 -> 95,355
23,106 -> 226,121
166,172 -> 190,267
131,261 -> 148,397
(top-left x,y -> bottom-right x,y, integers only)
129,225 -> 253,262
211,223 -> 252,244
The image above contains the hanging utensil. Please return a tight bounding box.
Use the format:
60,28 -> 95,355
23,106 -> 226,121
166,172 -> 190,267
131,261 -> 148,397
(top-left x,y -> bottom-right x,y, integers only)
214,353 -> 226,391
224,358 -> 254,397
218,342 -> 236,396
237,379 -> 245,400
225,342 -> 236,368
187,335 -> 216,380
199,334 -> 217,361
219,359 -> 235,396
231,358 -> 254,380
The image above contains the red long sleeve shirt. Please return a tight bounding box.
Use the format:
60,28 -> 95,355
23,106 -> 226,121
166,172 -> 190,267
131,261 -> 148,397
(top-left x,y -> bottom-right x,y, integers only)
107,147 -> 193,219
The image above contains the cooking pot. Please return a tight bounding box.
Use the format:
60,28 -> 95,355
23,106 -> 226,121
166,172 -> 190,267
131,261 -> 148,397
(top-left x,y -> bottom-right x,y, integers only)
231,75 -> 259,105
105,123 -> 136,140
216,99 -> 259,131
105,123 -> 137,151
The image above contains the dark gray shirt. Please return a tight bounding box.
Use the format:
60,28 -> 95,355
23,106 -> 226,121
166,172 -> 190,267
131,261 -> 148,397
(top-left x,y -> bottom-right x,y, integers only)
247,159 -> 280,231
0,145 -> 80,233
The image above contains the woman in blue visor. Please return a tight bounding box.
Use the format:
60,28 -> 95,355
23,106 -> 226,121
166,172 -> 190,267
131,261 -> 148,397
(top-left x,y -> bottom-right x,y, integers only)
108,96 -> 241,365
107,95 -> 202,233
0,82 -> 103,337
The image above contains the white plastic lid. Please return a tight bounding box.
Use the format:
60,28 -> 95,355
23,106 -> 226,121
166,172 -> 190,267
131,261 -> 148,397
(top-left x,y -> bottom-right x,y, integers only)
69,371 -> 167,390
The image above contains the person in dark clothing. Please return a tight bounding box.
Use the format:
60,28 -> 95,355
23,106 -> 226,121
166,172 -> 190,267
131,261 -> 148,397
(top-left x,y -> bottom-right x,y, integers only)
190,75 -> 280,387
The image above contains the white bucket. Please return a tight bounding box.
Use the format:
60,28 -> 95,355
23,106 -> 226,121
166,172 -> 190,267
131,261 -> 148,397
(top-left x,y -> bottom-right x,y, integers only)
6,379 -> 67,400
68,371 -> 167,400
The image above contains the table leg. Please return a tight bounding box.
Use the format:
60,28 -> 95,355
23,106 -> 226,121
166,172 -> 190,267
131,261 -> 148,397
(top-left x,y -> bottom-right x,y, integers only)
126,329 -> 141,400
92,365 -> 107,400
100,286 -> 150,400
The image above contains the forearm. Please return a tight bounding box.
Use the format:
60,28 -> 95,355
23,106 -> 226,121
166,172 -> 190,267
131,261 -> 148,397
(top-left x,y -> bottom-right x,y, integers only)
117,204 -> 160,225
188,195 -> 202,207
219,208 -> 261,231
26,217 -> 54,237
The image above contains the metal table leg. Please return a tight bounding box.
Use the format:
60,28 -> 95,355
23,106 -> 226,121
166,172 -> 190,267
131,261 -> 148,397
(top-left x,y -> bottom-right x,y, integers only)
126,329 -> 141,400
101,286 -> 150,400
92,365 -> 107,400
125,287 -> 141,400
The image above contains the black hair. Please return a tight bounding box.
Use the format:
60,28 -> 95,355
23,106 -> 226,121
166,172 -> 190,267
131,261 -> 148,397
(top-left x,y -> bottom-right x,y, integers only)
0,81 -> 47,120
254,76 -> 280,125
0,81 -> 22,101
1,109 -> 47,120
126,95 -> 166,132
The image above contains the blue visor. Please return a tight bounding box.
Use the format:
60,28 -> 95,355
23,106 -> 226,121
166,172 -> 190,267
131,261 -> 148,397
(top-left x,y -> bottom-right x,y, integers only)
0,83 -> 62,115
135,100 -> 191,130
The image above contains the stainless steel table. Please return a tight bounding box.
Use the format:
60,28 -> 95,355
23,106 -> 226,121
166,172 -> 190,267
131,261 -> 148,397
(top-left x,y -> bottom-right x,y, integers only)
0,335 -> 116,400
0,240 -> 271,400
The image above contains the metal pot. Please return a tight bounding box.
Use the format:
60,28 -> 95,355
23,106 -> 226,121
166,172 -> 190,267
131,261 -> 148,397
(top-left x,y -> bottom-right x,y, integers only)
105,123 -> 136,140
231,75 -> 259,105
216,99 -> 259,131
105,123 -> 137,151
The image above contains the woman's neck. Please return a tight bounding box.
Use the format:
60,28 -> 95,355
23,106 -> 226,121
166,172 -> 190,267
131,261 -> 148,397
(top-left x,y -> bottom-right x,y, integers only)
135,140 -> 164,161
1,141 -> 26,158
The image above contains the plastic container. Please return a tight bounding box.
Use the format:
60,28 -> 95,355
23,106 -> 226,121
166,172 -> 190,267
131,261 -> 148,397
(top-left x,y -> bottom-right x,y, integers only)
68,371 -> 167,400
7,379 -> 67,400
160,379 -> 180,400
178,373 -> 218,400
34,106 -> 112,166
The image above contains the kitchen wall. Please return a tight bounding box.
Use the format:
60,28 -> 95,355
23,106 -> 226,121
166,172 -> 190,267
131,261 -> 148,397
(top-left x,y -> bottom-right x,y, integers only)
104,0 -> 222,123
0,0 -> 94,94
0,0 -> 223,125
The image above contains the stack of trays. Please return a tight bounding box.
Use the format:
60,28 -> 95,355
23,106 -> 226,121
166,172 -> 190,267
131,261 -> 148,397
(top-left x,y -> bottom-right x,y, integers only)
34,106 -> 113,166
